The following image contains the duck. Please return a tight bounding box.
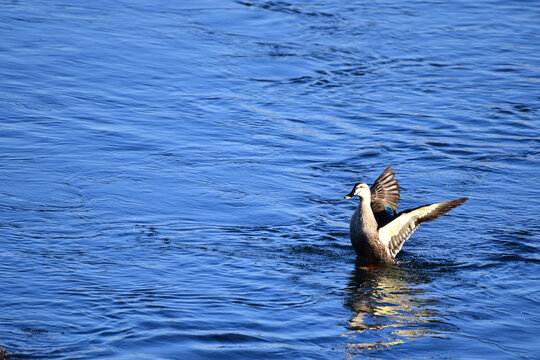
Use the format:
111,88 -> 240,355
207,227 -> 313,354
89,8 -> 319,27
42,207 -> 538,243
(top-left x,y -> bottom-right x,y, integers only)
345,166 -> 468,265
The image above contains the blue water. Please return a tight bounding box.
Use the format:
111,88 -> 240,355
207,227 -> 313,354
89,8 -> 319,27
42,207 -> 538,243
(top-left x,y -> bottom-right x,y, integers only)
1,1 -> 539,359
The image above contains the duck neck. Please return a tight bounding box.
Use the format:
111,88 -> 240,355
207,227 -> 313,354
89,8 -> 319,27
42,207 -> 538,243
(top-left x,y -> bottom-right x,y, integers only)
359,197 -> 378,235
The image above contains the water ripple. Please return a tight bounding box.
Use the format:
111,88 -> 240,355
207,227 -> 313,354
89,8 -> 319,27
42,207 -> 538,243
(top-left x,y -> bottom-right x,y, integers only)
1,0 -> 539,358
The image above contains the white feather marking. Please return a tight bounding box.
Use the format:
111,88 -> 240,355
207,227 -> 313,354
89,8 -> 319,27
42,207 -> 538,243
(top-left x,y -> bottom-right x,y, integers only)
378,202 -> 441,257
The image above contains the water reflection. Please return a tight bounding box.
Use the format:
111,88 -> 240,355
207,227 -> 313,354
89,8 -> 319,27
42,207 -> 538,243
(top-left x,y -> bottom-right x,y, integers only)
343,261 -> 439,354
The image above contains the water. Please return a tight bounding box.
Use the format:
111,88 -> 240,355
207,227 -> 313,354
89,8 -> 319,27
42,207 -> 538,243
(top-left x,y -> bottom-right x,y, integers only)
1,0 -> 539,358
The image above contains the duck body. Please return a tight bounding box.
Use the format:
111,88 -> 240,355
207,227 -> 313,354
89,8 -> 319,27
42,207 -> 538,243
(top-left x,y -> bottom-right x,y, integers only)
345,166 -> 468,265
349,200 -> 394,264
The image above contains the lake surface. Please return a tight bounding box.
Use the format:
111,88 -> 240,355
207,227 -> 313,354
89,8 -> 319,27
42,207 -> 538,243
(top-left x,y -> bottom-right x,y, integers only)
1,0 -> 539,359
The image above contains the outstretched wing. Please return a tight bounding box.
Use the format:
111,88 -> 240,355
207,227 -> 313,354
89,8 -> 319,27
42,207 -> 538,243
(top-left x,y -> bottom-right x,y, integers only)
379,197 -> 468,258
370,166 -> 400,210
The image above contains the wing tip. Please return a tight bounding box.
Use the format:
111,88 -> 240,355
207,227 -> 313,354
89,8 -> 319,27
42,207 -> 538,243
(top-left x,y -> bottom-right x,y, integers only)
449,197 -> 469,207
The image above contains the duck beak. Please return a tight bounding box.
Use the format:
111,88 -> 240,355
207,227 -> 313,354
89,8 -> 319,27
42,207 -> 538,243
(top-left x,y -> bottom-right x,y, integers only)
344,191 -> 354,199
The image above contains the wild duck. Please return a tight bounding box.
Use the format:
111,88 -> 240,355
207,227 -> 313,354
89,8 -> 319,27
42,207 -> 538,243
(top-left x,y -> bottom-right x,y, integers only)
345,166 -> 468,265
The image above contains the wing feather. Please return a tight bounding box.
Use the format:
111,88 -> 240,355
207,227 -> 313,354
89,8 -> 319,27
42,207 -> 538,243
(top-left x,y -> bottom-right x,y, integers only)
379,197 -> 468,259
370,166 -> 400,210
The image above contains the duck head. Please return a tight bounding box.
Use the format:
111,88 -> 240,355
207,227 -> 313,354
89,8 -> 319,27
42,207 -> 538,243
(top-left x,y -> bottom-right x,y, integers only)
344,182 -> 371,200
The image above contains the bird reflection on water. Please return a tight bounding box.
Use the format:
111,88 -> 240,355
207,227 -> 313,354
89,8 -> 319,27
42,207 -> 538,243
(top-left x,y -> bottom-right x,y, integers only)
343,261 -> 442,354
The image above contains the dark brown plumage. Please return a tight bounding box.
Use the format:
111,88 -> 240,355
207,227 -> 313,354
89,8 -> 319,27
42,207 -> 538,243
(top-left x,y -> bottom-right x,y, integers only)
369,165 -> 400,228
370,165 -> 400,210
0,346 -> 9,360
